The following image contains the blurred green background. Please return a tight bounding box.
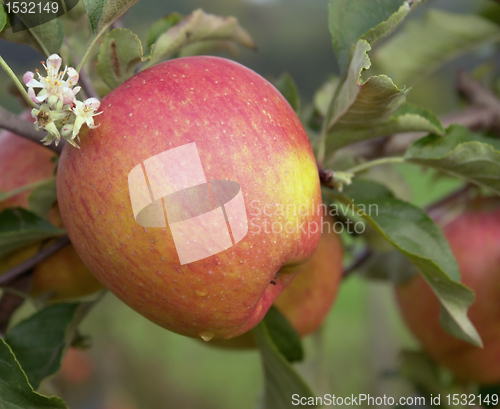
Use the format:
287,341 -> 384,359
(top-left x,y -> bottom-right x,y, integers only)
0,0 -> 492,407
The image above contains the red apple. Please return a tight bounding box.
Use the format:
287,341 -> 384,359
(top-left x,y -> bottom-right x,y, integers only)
395,198 -> 500,384
209,216 -> 343,348
0,119 -> 103,301
56,56 -> 322,340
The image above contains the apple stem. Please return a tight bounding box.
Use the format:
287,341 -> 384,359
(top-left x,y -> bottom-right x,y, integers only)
0,55 -> 38,109
345,157 -> 405,175
319,168 -> 354,191
0,236 -> 71,287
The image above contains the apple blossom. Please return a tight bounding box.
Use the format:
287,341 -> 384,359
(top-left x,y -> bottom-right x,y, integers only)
24,54 -> 80,109
71,98 -> 101,140
23,54 -> 101,148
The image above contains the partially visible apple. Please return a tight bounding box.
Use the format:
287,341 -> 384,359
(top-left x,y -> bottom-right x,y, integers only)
395,198 -> 500,384
0,119 -> 103,301
208,216 -> 343,348
56,56 -> 322,340
274,216 -> 343,336
59,347 -> 94,384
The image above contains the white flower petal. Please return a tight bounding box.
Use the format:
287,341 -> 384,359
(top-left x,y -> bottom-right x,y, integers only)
66,67 -> 79,86
85,98 -> 101,110
46,54 -> 62,75
62,87 -> 75,105
23,71 -> 34,85
27,87 -> 39,104
72,86 -> 81,97
36,89 -> 49,102
26,78 -> 44,88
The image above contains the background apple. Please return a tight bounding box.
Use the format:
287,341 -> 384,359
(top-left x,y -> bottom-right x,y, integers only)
0,118 -> 103,301
395,198 -> 500,384
208,216 -> 344,348
57,56 -> 322,340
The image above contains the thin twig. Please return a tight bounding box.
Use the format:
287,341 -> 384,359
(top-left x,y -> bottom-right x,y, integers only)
0,106 -> 65,154
343,249 -> 373,278
425,184 -> 475,225
0,236 -> 71,286
457,69 -> 500,119
0,55 -> 38,109
0,274 -> 32,337
425,184 -> 473,214
78,65 -> 100,100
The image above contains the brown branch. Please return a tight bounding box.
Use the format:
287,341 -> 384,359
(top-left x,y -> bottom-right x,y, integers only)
456,69 -> 500,133
0,236 -> 71,286
0,274 -> 32,336
343,249 -> 373,278
0,106 -> 64,154
78,65 -> 100,100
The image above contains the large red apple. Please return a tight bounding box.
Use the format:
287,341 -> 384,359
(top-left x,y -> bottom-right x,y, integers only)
56,56 -> 322,340
396,198 -> 500,384
0,120 -> 103,301
209,216 -> 343,348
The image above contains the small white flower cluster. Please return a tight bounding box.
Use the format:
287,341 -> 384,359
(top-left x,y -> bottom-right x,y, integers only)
24,54 -> 101,148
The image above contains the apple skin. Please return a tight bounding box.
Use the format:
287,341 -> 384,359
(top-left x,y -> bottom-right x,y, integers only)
0,119 -> 103,301
395,199 -> 500,384
208,216 -> 343,348
56,56 -> 322,340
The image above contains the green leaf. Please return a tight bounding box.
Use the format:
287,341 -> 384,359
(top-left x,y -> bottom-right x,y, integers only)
83,0 -> 138,37
178,40 -> 240,58
28,179 -> 57,219
328,0 -> 402,73
324,40 -> 418,154
329,74 -> 406,130
97,28 -> 143,89
373,10 -> 500,85
22,18 -> 63,56
147,9 -> 255,67
264,306 -> 303,363
0,178 -> 55,206
272,72 -> 300,113
327,40 -> 372,128
327,103 -> 444,152
0,208 -> 66,259
405,125 -> 500,195
0,4 -> 7,33
0,338 -> 67,408
146,12 -> 184,51
328,0 -> 427,73
336,180 -> 482,347
79,0 -> 140,70
5,303 -> 83,390
253,319 -> 316,409
82,0 -> 105,35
